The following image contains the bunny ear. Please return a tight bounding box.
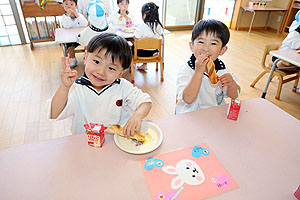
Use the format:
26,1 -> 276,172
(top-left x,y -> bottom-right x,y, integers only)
171,176 -> 184,190
162,165 -> 177,175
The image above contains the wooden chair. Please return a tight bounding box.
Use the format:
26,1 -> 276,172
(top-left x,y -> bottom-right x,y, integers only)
130,37 -> 164,83
250,42 -> 299,100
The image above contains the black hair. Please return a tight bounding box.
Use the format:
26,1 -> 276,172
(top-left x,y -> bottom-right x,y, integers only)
87,33 -> 132,70
192,19 -> 230,47
117,0 -> 129,4
295,25 -> 300,34
141,2 -> 163,34
63,0 -> 77,5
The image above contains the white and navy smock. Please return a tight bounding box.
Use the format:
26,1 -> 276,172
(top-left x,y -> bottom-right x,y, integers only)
46,75 -> 152,134
176,54 -> 240,114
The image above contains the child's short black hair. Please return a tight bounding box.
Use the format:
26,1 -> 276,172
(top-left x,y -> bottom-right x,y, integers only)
117,0 -> 129,4
87,33 -> 132,70
63,0 -> 77,5
192,19 -> 230,47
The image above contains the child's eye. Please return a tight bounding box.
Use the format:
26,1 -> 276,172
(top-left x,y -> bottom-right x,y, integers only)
198,41 -> 204,44
93,60 -> 100,64
109,67 -> 116,71
211,43 -> 217,45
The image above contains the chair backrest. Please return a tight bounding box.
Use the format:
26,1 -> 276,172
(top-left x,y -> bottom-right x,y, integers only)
261,42 -> 281,70
133,38 -> 162,60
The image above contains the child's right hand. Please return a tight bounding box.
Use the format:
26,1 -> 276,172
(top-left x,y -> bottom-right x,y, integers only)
61,56 -> 77,88
194,53 -> 210,74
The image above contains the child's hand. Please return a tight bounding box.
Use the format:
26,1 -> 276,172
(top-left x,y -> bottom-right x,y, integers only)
219,73 -> 234,87
195,53 -> 210,74
123,115 -> 142,138
120,8 -> 127,16
66,8 -> 73,17
61,56 -> 77,88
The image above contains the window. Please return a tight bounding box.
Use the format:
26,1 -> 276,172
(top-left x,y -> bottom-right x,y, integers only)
0,0 -> 22,46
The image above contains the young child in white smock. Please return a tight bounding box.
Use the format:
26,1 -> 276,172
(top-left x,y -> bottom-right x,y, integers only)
47,33 -> 152,136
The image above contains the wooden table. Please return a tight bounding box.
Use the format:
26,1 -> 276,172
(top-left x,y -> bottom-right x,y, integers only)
55,26 -> 135,57
0,98 -> 299,199
55,27 -> 86,57
237,6 -> 286,34
261,49 -> 300,98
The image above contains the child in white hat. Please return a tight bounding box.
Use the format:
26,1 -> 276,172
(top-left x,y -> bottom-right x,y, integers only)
77,0 -> 115,47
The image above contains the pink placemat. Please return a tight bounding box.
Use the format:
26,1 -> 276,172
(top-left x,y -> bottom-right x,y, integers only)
139,144 -> 239,200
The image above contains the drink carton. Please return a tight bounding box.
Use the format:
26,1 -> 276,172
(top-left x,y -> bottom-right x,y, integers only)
227,99 -> 241,121
126,20 -> 132,27
84,123 -> 107,148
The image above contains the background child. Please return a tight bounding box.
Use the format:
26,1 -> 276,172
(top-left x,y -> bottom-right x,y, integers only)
134,2 -> 163,70
289,10 -> 300,33
274,25 -> 300,69
61,0 -> 88,68
109,0 -> 135,26
77,0 -> 112,19
47,33 -> 152,136
77,0 -> 116,47
176,19 -> 240,114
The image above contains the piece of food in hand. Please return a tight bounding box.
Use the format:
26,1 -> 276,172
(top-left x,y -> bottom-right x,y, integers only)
207,56 -> 219,84
119,9 -> 127,21
105,125 -> 147,142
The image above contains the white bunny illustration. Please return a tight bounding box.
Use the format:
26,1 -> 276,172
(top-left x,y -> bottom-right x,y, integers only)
162,159 -> 205,189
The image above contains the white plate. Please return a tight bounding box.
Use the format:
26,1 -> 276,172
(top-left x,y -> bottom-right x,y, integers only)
114,121 -> 163,154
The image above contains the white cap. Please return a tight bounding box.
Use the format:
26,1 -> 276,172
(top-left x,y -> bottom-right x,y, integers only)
88,0 -> 108,29
289,10 -> 300,32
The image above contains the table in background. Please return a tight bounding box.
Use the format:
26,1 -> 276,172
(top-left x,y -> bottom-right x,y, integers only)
261,49 -> 300,98
55,27 -> 86,57
0,98 -> 299,199
55,26 -> 135,57
237,6 -> 286,34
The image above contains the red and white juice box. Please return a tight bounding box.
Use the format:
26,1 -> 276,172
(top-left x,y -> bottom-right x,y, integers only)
227,99 -> 241,121
126,20 -> 132,27
84,123 -> 107,148
295,185 -> 300,199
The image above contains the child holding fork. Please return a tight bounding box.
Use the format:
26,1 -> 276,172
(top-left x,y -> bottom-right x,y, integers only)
46,33 -> 152,136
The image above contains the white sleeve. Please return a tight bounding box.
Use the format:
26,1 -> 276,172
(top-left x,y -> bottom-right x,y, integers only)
122,79 -> 152,111
61,15 -> 73,28
45,87 -> 76,120
76,13 -> 88,27
134,23 -> 143,38
175,64 -> 200,114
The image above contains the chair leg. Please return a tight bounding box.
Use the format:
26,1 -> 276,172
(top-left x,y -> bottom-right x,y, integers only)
275,75 -> 283,100
131,62 -> 135,84
292,73 -> 299,92
160,60 -> 164,82
156,62 -> 158,71
250,71 -> 267,87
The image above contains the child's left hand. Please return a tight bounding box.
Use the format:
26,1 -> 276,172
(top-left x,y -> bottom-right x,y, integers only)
219,73 -> 234,87
123,115 -> 141,137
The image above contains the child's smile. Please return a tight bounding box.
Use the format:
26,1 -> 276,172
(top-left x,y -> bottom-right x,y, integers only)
85,49 -> 125,91
190,31 -> 227,61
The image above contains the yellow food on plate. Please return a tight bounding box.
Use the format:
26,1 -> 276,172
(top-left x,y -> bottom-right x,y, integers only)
106,124 -> 150,142
123,27 -> 136,32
